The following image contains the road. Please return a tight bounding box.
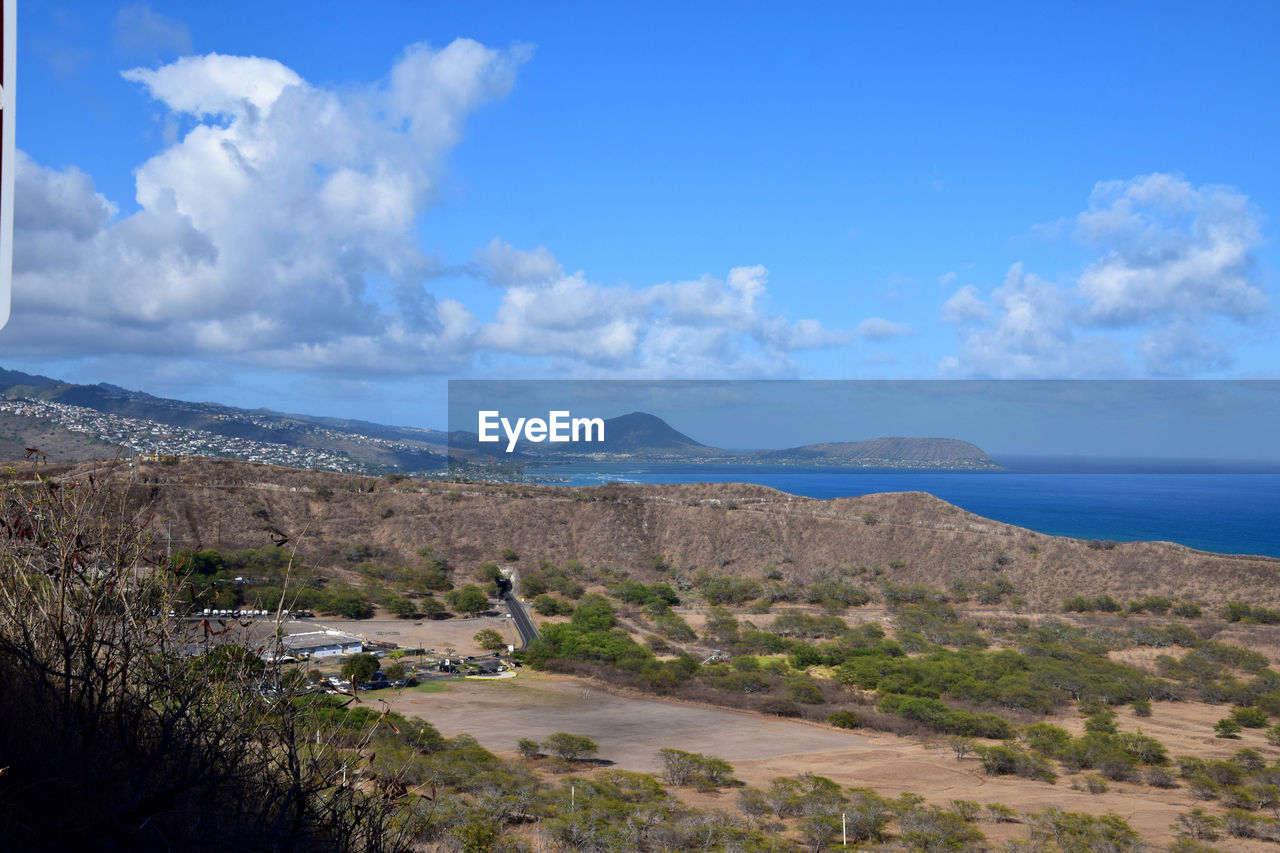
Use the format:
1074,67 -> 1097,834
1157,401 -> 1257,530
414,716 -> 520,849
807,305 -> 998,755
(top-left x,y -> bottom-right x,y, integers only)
503,591 -> 539,648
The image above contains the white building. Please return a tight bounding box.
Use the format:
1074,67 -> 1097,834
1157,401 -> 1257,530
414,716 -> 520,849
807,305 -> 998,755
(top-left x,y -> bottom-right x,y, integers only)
281,630 -> 363,658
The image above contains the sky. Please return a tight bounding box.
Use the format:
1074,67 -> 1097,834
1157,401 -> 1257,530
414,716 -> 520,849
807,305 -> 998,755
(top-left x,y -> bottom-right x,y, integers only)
1,2 -> 1278,429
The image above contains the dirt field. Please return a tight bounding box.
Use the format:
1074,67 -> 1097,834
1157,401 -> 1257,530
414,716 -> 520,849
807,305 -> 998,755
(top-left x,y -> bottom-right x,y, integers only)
387,671 -> 867,773
380,669 -> 1280,850
315,612 -> 523,657
313,606 -> 1280,849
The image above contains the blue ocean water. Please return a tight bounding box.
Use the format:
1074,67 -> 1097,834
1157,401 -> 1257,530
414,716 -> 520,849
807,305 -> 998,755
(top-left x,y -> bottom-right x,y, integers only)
524,463 -> 1280,558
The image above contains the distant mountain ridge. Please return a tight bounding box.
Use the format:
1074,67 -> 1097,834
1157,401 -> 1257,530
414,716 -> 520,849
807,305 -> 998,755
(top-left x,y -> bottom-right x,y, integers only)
0,367 -> 449,474
0,366 -> 1000,472
752,436 -> 1000,469
557,411 -> 710,455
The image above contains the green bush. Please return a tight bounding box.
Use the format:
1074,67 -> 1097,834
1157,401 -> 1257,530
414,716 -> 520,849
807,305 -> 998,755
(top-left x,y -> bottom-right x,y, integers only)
828,710 -> 862,729
1215,718 -> 1244,738
1229,705 -> 1270,728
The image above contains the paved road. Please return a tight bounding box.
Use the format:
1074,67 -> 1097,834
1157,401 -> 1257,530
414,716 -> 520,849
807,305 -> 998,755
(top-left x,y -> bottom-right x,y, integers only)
503,591 -> 539,648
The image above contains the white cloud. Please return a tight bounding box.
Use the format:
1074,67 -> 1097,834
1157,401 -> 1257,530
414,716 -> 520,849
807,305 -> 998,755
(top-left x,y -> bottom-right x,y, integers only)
941,174 -> 1269,378
941,264 -> 1125,378
854,317 -> 913,340
1076,174 -> 1266,326
113,4 -> 193,58
7,43 -> 840,379
477,260 -> 844,373
940,285 -> 989,325
8,42 -> 523,371
1139,319 -> 1232,377
472,238 -> 564,286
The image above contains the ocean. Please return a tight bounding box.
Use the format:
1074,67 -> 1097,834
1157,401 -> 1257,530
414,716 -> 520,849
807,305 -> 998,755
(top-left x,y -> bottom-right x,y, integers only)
521,462 -> 1280,558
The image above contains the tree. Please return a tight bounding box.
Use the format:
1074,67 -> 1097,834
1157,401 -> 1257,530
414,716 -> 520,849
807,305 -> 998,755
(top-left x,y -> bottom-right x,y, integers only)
382,662 -> 406,681
341,653 -> 380,685
0,462 -> 412,850
517,737 -> 541,758
543,732 -> 598,762
446,584 -> 489,616
532,594 -> 571,616
474,628 -> 507,653
570,594 -> 615,630
948,736 -> 975,760
318,586 -> 374,619
657,749 -> 733,788
1214,718 -> 1243,739
382,593 -> 418,618
418,596 -> 446,619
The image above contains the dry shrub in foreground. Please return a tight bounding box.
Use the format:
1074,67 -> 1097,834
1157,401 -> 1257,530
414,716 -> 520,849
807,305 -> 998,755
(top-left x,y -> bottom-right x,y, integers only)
0,464 -> 413,852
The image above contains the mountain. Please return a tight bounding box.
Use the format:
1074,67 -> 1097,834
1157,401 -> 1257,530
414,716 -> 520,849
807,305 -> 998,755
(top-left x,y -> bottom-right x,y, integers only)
538,411 -> 716,456
1,366 -> 1001,473
754,437 -> 1001,470
0,368 -> 450,475
97,456 -> 1280,610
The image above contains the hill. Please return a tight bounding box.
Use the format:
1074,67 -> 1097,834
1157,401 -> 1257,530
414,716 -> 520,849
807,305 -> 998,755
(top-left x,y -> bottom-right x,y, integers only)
63,455 -> 1280,611
2,368 -> 1005,473
540,411 -> 715,456
754,436 -> 1000,469
0,367 -> 450,474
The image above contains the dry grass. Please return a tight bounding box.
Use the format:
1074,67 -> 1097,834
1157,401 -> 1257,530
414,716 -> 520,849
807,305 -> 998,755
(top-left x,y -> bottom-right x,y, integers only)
25,455 -> 1277,613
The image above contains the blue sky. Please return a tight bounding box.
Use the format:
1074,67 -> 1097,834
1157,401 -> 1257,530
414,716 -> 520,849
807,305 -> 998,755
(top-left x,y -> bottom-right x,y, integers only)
1,2 -> 1277,427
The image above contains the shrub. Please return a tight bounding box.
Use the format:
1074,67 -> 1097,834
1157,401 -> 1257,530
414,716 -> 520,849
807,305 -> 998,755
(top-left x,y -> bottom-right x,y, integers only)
1172,601 -> 1203,618
1230,706 -> 1270,728
1177,808 -> 1223,841
828,710 -> 862,730
1215,718 -> 1244,738
531,594 -> 573,616
787,676 -> 825,704
759,698 -> 802,717
948,736 -> 975,761
656,748 -> 734,788
1081,774 -> 1109,794
1026,807 -> 1140,851
542,732 -> 598,762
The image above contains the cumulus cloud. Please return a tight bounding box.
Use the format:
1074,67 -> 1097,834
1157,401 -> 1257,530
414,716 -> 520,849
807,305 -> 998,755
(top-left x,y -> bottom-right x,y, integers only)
854,317 -> 913,340
8,43 -> 840,378
1076,174 -> 1266,326
8,42 -> 524,370
477,258 -> 844,374
471,238 -> 564,286
941,174 -> 1268,377
940,285 -> 989,325
113,4 -> 193,58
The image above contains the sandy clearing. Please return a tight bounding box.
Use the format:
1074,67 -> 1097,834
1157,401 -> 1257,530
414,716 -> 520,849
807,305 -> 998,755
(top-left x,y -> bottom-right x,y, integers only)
386,671 -> 868,774
381,672 -> 1280,849
314,613 -> 524,656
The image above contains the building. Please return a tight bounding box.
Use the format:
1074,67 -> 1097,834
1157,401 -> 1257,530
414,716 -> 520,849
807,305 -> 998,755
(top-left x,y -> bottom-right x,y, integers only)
280,629 -> 363,659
